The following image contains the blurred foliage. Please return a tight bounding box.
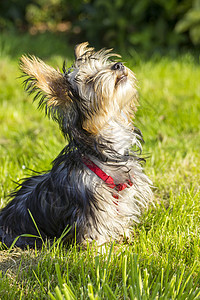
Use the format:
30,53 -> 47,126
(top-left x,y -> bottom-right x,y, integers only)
0,0 -> 199,50
175,0 -> 200,44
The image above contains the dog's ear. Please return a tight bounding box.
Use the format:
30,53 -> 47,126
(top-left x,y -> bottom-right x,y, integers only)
20,55 -> 72,112
74,42 -> 94,60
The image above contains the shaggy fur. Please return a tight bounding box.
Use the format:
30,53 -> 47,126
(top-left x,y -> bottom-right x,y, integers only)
0,42 -> 153,248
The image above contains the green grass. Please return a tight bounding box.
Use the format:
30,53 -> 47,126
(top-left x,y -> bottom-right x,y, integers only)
0,32 -> 200,299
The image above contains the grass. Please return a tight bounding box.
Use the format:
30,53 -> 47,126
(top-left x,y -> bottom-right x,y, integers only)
0,31 -> 200,299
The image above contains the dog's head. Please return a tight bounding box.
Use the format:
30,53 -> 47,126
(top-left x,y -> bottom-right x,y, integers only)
20,42 -> 138,136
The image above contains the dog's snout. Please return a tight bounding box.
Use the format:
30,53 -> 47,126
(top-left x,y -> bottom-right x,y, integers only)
112,62 -> 124,71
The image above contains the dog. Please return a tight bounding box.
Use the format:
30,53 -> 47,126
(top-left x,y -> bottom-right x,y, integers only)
0,42 -> 153,248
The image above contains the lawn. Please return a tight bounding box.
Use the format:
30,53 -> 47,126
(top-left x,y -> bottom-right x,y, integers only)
0,32 -> 200,299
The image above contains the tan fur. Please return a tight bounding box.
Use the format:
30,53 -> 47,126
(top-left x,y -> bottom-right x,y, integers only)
20,55 -> 70,108
74,42 -> 95,59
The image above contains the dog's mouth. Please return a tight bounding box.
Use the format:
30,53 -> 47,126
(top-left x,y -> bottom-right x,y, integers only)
115,67 -> 128,86
115,74 -> 127,85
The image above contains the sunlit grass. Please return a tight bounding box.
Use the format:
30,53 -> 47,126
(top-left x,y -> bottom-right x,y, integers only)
0,33 -> 200,299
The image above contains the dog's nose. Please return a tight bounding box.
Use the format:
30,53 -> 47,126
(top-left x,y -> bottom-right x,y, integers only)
112,62 -> 124,71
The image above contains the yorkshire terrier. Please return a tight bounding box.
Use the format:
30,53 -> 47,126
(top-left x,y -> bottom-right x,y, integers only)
0,42 -> 153,248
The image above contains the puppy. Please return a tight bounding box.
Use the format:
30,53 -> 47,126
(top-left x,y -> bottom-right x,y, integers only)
0,42 -> 153,248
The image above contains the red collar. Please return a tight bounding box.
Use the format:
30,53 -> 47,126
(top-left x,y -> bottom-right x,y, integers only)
82,157 -> 133,199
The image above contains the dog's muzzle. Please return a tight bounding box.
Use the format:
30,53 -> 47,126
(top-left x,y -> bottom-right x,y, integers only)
112,62 -> 128,85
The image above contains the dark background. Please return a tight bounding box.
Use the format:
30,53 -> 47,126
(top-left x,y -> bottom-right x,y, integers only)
0,0 -> 200,55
